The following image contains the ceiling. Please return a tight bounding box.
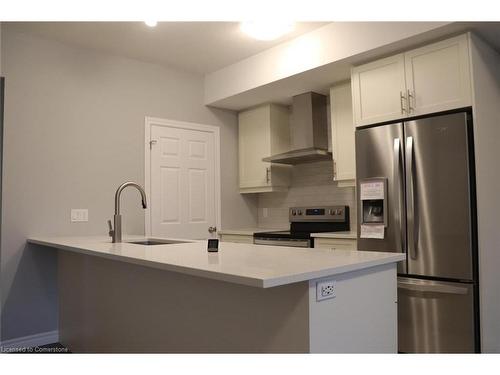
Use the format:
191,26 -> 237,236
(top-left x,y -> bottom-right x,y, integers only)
5,22 -> 329,75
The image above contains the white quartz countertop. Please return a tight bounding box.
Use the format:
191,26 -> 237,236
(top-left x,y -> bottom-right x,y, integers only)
311,231 -> 358,239
28,236 -> 404,288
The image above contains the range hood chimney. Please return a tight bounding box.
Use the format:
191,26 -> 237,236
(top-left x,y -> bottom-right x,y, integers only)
263,92 -> 331,165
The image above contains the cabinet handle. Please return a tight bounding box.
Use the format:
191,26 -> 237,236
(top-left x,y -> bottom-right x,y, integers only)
266,167 -> 270,184
407,89 -> 414,113
400,91 -> 407,115
333,160 -> 337,180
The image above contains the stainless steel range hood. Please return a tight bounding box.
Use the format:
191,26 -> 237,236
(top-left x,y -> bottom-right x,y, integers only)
263,92 -> 331,165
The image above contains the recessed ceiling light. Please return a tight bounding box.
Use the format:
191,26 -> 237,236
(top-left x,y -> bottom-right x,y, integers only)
240,21 -> 294,41
145,20 -> 158,27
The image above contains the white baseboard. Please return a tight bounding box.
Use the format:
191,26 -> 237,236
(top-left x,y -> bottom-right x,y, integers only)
0,330 -> 59,349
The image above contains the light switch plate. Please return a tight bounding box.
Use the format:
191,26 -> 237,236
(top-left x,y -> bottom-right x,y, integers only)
262,208 -> 268,218
71,209 -> 88,222
316,279 -> 336,301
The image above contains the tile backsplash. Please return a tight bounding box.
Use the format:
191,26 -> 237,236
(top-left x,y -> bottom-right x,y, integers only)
257,160 -> 357,230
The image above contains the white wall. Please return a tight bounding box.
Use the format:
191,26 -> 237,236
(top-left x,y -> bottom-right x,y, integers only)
469,34 -> 500,353
0,29 -> 257,341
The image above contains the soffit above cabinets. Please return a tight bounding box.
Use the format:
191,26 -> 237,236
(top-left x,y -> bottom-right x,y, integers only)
206,22 -> 500,111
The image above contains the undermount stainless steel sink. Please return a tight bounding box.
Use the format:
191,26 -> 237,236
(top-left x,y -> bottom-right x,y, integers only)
126,239 -> 188,246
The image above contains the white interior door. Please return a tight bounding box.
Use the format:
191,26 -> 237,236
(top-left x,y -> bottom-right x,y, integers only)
149,122 -> 218,239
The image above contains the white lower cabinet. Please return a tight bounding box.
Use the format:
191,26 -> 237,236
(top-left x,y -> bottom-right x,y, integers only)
220,234 -> 358,249
219,234 -> 254,244
314,238 -> 357,251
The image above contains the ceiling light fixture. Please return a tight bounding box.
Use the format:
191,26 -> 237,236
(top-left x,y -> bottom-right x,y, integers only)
240,21 -> 294,41
145,20 -> 158,27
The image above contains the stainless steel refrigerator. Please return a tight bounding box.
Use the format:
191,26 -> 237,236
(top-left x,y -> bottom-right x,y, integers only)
355,111 -> 479,353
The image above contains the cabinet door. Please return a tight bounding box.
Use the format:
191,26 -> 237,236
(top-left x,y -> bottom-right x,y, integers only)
238,107 -> 271,189
314,238 -> 357,250
330,82 -> 355,184
219,234 -> 254,244
405,34 -> 471,116
352,54 -> 407,127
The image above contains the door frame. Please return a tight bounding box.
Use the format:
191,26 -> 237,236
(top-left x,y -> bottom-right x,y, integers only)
144,116 -> 222,238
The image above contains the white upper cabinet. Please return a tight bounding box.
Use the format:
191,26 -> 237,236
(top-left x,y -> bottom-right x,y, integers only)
351,54 -> 407,127
238,104 -> 291,193
404,34 -> 472,116
330,82 -> 356,185
352,34 -> 472,127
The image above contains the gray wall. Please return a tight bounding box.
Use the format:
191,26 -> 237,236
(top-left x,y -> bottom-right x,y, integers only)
0,29 -> 257,341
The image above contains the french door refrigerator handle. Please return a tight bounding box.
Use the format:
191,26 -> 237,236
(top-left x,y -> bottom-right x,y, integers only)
406,136 -> 416,260
393,138 -> 405,254
398,278 -> 469,295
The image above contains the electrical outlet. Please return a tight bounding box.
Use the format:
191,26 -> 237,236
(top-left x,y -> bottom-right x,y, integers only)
262,208 -> 268,218
316,279 -> 336,301
71,209 -> 88,222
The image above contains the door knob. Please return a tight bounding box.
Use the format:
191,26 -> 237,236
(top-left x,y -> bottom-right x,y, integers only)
208,226 -> 217,233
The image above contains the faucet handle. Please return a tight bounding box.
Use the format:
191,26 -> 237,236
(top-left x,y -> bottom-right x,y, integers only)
107,220 -> 114,237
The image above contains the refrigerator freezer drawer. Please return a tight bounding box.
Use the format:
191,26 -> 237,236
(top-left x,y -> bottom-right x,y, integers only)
398,277 -> 476,353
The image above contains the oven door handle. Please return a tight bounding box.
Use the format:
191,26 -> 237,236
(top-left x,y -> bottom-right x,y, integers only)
253,238 -> 311,248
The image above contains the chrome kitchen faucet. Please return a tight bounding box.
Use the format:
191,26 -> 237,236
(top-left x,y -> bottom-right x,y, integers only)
108,181 -> 147,243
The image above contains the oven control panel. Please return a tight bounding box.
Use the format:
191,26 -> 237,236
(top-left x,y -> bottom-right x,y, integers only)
289,205 -> 348,222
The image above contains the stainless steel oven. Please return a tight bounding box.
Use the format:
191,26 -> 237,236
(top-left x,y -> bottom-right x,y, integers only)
253,205 -> 350,248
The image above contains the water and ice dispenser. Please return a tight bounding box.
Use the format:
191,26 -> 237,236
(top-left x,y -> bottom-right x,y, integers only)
359,178 -> 387,239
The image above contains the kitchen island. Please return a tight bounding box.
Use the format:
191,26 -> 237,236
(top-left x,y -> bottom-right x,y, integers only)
28,236 -> 404,353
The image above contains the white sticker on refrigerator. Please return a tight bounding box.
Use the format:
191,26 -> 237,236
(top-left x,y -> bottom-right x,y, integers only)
360,224 -> 385,239
360,181 -> 385,200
